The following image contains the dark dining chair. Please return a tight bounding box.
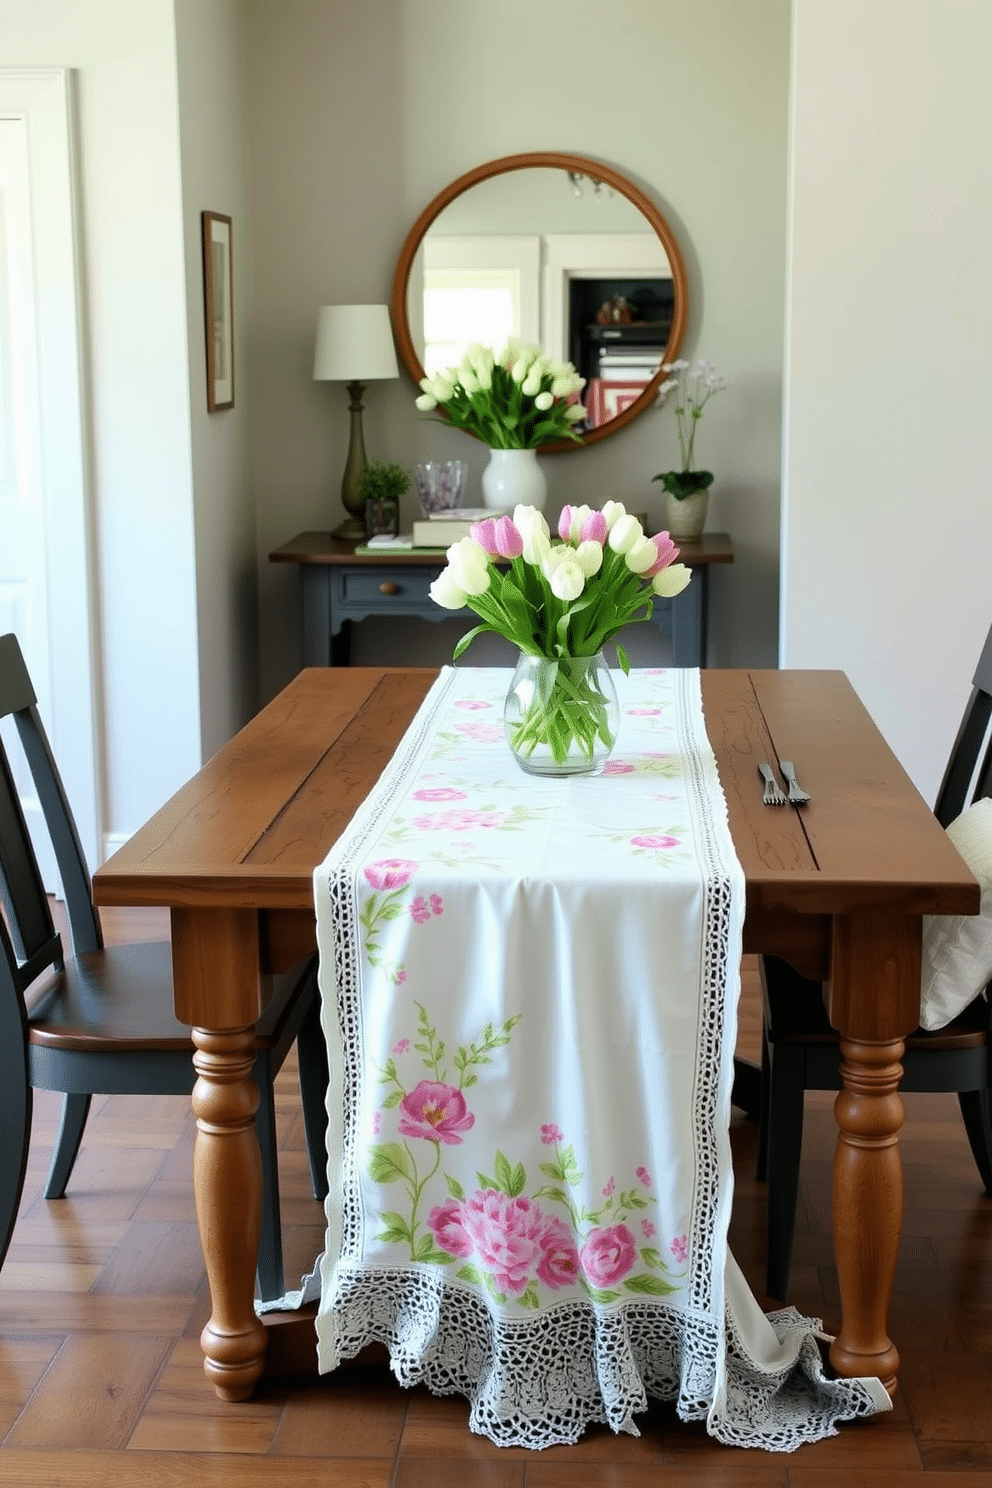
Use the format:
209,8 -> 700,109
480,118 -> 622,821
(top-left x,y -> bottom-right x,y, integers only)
758,622 -> 992,1300
0,632 -> 328,1300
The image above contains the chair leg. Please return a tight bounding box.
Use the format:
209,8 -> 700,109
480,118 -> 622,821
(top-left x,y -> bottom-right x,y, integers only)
958,1089 -> 992,1193
0,1059 -> 32,1272
765,1044 -> 807,1301
253,1057 -> 285,1303
296,983 -> 329,1200
755,1026 -> 771,1183
44,1093 -> 92,1199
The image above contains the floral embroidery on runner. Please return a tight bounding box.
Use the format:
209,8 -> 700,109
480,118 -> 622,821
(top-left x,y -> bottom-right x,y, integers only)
302,667 -> 891,1450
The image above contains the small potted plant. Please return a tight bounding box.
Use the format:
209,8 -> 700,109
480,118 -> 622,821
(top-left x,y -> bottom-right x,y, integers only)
652,358 -> 727,539
359,461 -> 411,539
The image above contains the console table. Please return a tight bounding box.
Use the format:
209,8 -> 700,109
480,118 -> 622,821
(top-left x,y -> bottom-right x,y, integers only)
270,531 -> 733,668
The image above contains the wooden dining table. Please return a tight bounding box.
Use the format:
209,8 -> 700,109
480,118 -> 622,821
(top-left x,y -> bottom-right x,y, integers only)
92,665 -> 979,1405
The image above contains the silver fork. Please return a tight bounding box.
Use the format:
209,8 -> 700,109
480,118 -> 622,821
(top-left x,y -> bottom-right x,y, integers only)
758,761 -> 787,805
779,760 -> 811,805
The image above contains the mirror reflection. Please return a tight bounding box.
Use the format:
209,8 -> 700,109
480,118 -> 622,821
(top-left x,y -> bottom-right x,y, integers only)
392,154 -> 687,450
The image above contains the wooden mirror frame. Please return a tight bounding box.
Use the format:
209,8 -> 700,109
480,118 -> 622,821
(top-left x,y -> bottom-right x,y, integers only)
390,151 -> 688,453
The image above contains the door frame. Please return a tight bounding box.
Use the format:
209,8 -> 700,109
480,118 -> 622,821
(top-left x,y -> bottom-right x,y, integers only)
0,68 -> 101,871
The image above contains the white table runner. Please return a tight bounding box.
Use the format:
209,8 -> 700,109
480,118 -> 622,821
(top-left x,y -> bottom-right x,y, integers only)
286,666 -> 890,1449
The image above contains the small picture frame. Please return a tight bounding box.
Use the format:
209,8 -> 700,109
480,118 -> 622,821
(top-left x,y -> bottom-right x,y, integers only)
201,211 -> 234,411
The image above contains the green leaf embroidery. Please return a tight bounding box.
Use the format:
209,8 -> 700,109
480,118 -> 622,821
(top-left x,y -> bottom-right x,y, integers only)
445,1174 -> 465,1200
368,1142 -> 414,1184
457,1263 -> 484,1286
623,1272 -> 678,1296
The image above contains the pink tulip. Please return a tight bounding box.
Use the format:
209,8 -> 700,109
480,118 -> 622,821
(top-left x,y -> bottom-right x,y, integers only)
469,519 -> 500,556
581,510 -> 608,545
492,515 -> 524,559
643,532 -> 680,578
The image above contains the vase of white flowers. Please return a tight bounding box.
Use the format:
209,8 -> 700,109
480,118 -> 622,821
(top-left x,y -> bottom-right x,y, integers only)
415,340 -> 587,513
429,500 -> 692,776
652,358 -> 727,539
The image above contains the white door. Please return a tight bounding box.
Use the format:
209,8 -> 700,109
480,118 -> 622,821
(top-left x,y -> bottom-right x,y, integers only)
0,70 -> 99,882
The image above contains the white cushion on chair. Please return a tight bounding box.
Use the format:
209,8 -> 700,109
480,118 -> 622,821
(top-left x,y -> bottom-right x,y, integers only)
921,796 -> 992,1030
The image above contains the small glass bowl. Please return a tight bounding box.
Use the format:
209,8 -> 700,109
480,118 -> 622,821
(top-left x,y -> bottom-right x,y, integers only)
414,460 -> 468,516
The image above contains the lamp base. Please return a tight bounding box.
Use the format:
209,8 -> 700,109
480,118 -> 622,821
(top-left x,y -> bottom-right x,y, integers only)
332,515 -> 368,542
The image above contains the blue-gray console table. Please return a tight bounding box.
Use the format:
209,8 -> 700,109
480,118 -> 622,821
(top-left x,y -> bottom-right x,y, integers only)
270,532 -> 733,668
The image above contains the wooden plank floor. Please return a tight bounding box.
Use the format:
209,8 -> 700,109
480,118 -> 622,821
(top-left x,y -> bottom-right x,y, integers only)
3,907 -> 992,1483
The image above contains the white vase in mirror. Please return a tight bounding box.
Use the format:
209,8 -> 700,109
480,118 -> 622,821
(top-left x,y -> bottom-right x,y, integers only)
481,448 -> 548,512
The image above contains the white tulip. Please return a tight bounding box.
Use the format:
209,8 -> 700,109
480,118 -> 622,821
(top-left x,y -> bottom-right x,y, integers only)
651,563 -> 692,598
548,558 -> 586,602
415,393 -> 437,412
608,513 -> 644,555
460,368 -> 480,395
514,505 -> 551,566
625,535 -> 658,574
574,539 -> 604,577
534,391 -> 554,411
445,537 -> 491,597
521,375 -> 542,397
600,500 -> 627,530
429,568 -> 468,609
510,355 -> 532,384
564,404 -> 587,423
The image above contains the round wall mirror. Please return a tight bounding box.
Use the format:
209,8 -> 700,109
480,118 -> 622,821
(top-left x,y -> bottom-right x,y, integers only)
391,151 -> 688,453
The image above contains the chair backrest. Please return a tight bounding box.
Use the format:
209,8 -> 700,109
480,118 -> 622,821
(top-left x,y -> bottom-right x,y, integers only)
934,622 -> 992,827
0,635 -> 102,1002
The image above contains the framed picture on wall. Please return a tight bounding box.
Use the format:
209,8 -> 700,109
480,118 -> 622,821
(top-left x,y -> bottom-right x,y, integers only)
201,211 -> 234,411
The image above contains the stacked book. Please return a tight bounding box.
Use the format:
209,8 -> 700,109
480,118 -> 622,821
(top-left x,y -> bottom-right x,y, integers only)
410,507 -> 506,547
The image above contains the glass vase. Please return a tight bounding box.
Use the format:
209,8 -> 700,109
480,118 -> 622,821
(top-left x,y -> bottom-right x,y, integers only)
503,651 -> 619,777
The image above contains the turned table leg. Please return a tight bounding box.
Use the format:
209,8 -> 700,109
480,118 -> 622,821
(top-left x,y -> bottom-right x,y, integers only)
172,907 -> 268,1399
830,1036 -> 904,1392
826,911 -> 921,1395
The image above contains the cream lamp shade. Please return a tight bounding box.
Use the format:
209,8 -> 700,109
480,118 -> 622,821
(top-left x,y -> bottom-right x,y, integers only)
313,304 -> 399,383
313,304 -> 400,539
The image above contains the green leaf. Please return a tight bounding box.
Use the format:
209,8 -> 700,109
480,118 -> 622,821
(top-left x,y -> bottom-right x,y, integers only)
579,1278 -> 621,1303
476,1171 -> 499,1192
539,1161 -> 564,1181
381,1090 -> 403,1108
494,1150 -> 514,1194
368,1142 -> 414,1184
640,1247 -> 663,1270
520,1284 -> 541,1310
445,1174 -> 465,1199
457,1263 -> 484,1286
414,1233 -> 453,1264
508,1161 -> 527,1197
377,1211 -> 412,1244
623,1272 -> 678,1296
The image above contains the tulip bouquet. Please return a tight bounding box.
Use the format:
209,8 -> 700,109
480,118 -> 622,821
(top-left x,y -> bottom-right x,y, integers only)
415,340 -> 587,449
429,501 -> 691,766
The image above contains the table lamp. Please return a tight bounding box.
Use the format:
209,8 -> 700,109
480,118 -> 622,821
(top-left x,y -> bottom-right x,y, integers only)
313,304 -> 400,539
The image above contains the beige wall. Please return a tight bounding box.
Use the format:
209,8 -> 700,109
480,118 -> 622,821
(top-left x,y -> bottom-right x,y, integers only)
782,0 -> 992,800
175,0 -> 260,757
248,0 -> 791,700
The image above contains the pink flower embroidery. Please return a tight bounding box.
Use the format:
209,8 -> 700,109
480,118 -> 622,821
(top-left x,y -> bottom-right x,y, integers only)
536,1216 -> 581,1290
455,722 -> 505,743
459,1190 -> 548,1295
397,1081 -> 475,1145
411,787 -> 467,801
429,893 -> 443,916
630,834 -> 679,850
602,761 -> 635,775
453,700 -> 492,711
628,707 -> 662,716
579,1224 -> 638,1288
641,1219 -> 656,1239
636,1165 -> 652,1187
412,809 -> 505,832
602,1175 -> 616,1198
540,1123 -> 563,1145
363,858 -> 418,890
372,1111 -> 381,1136
670,1234 -> 688,1264
410,896 -> 431,924
427,1198 -> 474,1257
392,1038 -> 410,1054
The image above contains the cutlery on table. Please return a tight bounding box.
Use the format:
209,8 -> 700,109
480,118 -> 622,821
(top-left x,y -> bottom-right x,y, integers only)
758,762 -> 787,805
779,760 -> 811,805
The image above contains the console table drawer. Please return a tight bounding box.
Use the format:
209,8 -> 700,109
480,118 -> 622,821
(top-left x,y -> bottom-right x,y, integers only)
333,565 -> 442,619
